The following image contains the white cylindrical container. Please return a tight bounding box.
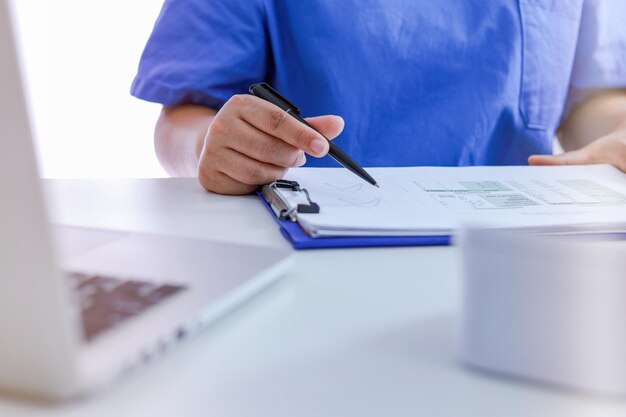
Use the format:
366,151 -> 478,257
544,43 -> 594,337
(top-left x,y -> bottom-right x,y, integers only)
457,227 -> 626,396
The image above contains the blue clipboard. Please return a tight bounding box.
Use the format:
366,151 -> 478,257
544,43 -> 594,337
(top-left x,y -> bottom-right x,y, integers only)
257,187 -> 450,250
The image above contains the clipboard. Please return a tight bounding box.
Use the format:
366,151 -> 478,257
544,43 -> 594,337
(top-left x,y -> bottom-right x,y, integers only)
258,180 -> 450,250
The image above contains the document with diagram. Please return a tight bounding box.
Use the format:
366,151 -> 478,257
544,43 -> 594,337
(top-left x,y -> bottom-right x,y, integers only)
271,164 -> 626,237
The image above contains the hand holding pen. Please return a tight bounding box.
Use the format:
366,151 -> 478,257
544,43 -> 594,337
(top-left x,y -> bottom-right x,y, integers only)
197,89 -> 344,195
250,83 -> 378,187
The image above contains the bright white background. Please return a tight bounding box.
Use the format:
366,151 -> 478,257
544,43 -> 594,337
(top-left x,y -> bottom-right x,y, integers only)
11,0 -> 167,178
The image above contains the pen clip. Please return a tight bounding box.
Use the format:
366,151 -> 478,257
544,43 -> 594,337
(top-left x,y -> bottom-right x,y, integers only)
249,82 -> 301,115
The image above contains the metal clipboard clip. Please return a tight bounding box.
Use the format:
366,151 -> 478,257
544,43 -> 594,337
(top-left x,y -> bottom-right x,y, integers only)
261,179 -> 320,222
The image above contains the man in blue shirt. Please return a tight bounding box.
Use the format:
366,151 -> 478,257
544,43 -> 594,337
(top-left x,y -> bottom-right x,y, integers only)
132,0 -> 626,195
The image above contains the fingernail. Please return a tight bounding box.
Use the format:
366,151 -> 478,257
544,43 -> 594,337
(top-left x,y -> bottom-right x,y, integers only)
297,153 -> 307,166
310,138 -> 328,155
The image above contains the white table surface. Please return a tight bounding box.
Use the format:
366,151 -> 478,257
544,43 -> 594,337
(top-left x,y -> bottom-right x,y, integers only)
0,178 -> 624,417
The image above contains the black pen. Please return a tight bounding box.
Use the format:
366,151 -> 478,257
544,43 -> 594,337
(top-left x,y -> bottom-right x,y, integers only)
249,83 -> 379,188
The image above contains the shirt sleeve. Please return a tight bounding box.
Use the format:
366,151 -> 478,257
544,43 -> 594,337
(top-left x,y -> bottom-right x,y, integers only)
130,0 -> 268,108
565,0 -> 626,114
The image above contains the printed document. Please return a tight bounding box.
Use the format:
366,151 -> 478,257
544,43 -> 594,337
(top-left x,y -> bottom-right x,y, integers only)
276,165 -> 626,237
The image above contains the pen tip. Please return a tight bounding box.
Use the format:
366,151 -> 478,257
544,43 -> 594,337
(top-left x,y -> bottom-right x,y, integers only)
374,183 -> 380,188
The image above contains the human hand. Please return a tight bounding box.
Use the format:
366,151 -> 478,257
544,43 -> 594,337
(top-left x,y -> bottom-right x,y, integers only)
528,121 -> 626,173
197,95 -> 344,195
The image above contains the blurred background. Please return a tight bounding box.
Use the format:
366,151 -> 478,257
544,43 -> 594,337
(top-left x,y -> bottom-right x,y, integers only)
11,0 -> 166,178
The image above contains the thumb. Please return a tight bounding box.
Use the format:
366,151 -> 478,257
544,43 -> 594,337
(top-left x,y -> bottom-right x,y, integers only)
528,149 -> 591,166
305,115 -> 345,140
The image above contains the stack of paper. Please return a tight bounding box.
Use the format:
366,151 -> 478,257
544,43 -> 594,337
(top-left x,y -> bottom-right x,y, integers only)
275,165 -> 626,237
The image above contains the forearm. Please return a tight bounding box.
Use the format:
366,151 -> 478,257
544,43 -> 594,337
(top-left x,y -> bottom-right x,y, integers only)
558,89 -> 626,151
154,104 -> 217,176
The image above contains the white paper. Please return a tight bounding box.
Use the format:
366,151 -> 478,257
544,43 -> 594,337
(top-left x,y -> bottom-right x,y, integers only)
276,165 -> 626,236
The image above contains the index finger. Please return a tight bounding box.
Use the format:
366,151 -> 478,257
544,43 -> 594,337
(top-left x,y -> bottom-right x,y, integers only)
232,95 -> 330,157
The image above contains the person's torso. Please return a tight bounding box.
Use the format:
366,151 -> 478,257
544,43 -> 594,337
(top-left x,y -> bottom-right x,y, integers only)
264,0 -> 584,167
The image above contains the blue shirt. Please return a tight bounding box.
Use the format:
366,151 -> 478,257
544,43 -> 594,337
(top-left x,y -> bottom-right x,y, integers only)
131,0 -> 626,168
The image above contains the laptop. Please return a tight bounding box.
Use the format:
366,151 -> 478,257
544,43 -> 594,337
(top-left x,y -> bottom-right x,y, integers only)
0,0 -> 293,399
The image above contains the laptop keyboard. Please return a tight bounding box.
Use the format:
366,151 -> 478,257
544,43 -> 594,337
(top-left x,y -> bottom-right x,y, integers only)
70,273 -> 186,342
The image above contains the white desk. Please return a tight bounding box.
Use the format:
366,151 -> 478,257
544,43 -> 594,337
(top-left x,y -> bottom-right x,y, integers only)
1,178 -> 624,417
